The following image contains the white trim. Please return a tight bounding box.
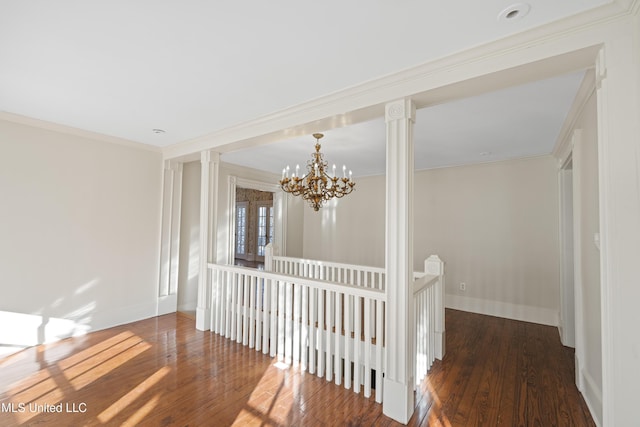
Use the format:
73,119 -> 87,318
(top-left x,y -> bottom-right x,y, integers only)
581,368 -> 604,427
558,159 -> 576,348
0,111 -> 161,153
157,294 -> 178,316
552,70 -> 596,162
157,160 -> 183,315
196,150 -> 220,331
90,301 -> 158,332
445,294 -> 559,327
570,129 -> 588,401
227,176 -> 239,261
227,176 -> 286,265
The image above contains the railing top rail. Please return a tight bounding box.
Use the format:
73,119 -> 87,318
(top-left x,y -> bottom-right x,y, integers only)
208,263 -> 386,301
271,255 -> 386,274
412,273 -> 439,295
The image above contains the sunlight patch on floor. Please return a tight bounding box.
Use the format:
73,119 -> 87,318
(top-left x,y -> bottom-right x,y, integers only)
65,337 -> 150,390
121,394 -> 161,427
232,363 -> 299,426
98,366 -> 170,423
2,329 -> 153,425
9,378 -> 66,425
57,331 -> 134,370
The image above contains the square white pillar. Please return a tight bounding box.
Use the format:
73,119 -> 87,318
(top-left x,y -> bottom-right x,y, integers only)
383,98 -> 416,424
196,150 -> 219,331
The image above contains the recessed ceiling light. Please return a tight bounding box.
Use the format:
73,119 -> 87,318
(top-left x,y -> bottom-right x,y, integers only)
152,129 -> 166,134
480,151 -> 493,156
498,3 -> 531,22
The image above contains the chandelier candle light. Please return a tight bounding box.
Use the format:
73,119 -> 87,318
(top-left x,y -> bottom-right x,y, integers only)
280,133 -> 355,211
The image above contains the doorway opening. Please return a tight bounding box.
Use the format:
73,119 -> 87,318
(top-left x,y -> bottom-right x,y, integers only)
234,187 -> 274,270
559,156 -> 575,348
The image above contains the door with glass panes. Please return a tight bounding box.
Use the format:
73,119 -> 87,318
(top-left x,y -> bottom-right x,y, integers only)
256,201 -> 274,262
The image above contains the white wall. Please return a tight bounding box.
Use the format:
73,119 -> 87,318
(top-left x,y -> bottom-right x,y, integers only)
302,180 -> 386,267
418,157 -> 560,324
0,119 -> 162,351
284,195 -> 304,258
302,156 -> 560,325
177,161 -> 201,312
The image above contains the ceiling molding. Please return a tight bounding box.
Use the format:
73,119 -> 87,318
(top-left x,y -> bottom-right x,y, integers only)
0,111 -> 161,153
552,69 -> 597,162
616,0 -> 640,14
162,1 -> 630,160
220,161 -> 280,183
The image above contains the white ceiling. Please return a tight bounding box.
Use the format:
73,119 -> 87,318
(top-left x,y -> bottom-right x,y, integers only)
0,1 -> 608,170
221,70 -> 585,176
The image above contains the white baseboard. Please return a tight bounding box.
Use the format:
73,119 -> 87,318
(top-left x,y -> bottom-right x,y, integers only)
445,294 -> 559,326
0,300 -> 158,357
178,302 -> 197,312
90,300 -> 158,332
581,368 -> 603,427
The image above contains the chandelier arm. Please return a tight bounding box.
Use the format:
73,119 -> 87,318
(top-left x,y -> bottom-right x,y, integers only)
279,133 -> 355,211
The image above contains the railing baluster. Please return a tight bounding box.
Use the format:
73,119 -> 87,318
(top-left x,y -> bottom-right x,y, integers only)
225,271 -> 232,338
429,285 -> 435,367
317,288 -> 325,377
242,273 -> 250,346
326,290 -> 333,382
285,281 -> 293,364
309,286 -> 316,374
364,296 -> 372,398
375,299 -> 384,403
335,291 -> 342,386
262,278 -> 269,354
277,280 -> 286,362
249,275 -> 256,349
255,278 -> 262,352
293,282 -> 301,365
353,296 -> 361,394
344,294 -> 352,390
301,284 -> 309,371
236,274 -> 243,344
269,277 -> 278,357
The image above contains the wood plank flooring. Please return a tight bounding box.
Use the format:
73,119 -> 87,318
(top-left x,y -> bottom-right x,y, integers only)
0,310 -> 595,426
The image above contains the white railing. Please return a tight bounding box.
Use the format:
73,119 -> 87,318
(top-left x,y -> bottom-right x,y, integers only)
207,248 -> 445,405
266,247 -> 446,388
207,263 -> 387,402
270,252 -> 386,291
413,255 -> 445,386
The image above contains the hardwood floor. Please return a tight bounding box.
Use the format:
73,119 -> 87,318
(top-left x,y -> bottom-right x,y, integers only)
0,310 -> 595,426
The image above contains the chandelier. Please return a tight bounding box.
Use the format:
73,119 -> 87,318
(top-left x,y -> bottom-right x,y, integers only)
280,133 -> 355,211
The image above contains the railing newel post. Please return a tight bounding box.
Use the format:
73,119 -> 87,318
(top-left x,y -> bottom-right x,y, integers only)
425,255 -> 445,360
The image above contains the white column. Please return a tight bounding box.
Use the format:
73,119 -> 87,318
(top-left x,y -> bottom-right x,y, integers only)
383,98 -> 416,424
157,160 -> 183,315
196,150 -> 220,331
595,29 -> 640,426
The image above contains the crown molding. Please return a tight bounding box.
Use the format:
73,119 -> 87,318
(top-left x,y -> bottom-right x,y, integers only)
0,111 -> 161,153
618,0 -> 640,15
219,160 -> 280,182
163,1 -> 634,160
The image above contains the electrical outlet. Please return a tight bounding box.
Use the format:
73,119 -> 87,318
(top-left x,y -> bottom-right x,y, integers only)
460,282 -> 466,291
